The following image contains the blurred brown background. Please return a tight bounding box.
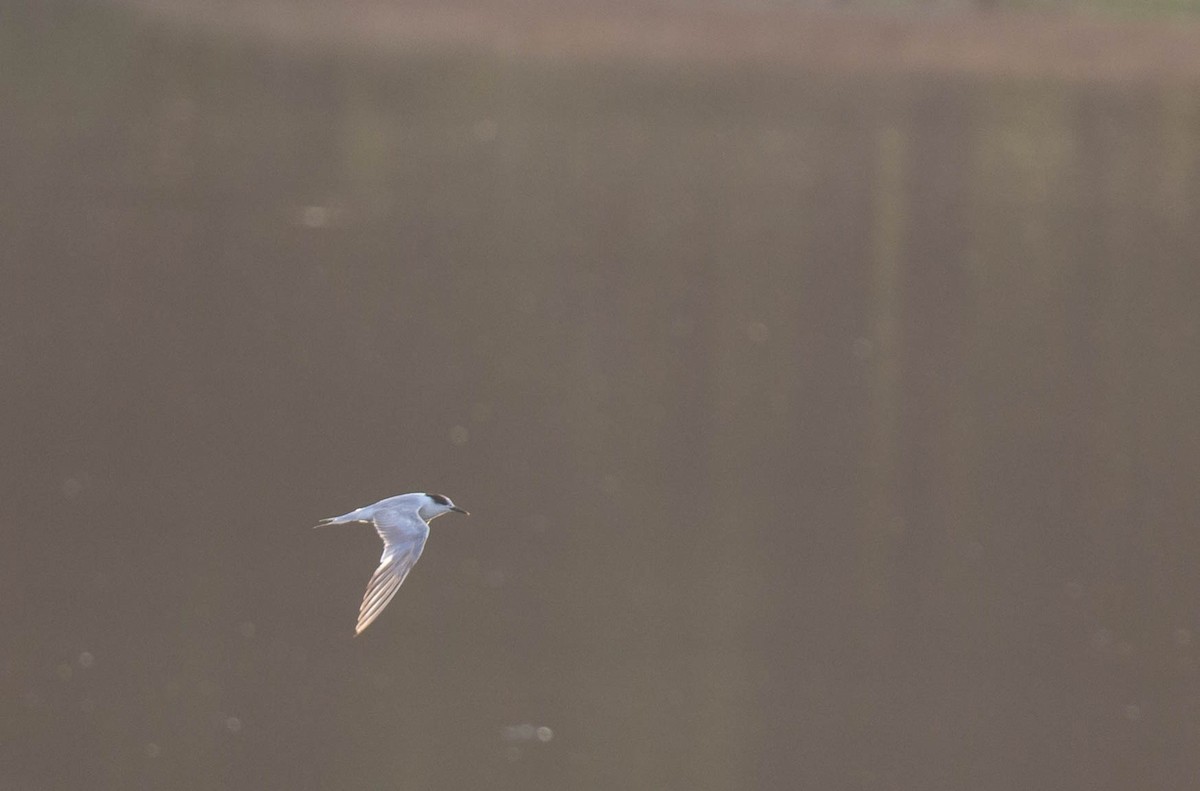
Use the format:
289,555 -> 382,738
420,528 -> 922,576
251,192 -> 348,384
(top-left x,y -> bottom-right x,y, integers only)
4,0 -> 1200,789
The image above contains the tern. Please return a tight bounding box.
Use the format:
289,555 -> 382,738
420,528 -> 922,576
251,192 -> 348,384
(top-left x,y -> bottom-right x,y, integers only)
316,492 -> 469,634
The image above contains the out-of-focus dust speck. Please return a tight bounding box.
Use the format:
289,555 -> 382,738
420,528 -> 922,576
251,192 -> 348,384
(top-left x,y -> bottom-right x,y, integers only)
1091,629 -> 1113,650
530,514 -> 550,534
600,474 -> 621,495
502,723 -> 554,749
298,206 -> 331,228
61,477 -> 85,499
225,716 -> 243,733
1123,704 -> 1142,722
145,743 -> 161,759
1115,641 -> 1134,658
56,663 -> 73,682
78,651 -> 94,668
1174,628 -> 1192,647
746,322 -> 770,344
472,118 -> 498,142
238,622 -> 256,639
1064,580 -> 1084,600
484,568 -> 507,588
852,337 -> 875,359
470,402 -> 493,423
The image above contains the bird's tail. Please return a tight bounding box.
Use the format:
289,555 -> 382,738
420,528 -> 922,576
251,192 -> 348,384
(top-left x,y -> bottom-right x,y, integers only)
312,509 -> 364,529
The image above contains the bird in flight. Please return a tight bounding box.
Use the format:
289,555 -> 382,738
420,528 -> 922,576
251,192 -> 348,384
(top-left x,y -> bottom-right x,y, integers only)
315,492 -> 469,634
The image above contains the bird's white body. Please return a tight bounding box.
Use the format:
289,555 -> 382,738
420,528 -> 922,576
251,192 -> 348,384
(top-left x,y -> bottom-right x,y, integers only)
316,492 -> 468,634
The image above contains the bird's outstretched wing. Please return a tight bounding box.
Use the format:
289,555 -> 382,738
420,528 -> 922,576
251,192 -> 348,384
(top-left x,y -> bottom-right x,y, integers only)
355,508 -> 430,635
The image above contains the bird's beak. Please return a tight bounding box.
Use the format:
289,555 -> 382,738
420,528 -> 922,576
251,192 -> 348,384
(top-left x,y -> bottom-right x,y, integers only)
451,506 -> 469,515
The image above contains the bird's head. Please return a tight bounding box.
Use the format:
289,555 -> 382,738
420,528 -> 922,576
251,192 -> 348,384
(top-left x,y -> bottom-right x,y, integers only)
420,492 -> 469,522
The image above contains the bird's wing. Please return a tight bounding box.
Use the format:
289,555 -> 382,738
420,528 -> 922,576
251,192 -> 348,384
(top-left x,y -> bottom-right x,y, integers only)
355,508 -> 430,635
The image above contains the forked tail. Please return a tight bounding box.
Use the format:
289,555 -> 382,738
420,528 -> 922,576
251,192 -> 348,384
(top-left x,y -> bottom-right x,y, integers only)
312,509 -> 363,529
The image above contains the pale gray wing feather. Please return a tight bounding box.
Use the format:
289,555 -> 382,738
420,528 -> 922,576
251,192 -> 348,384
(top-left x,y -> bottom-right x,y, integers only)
355,508 -> 430,635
